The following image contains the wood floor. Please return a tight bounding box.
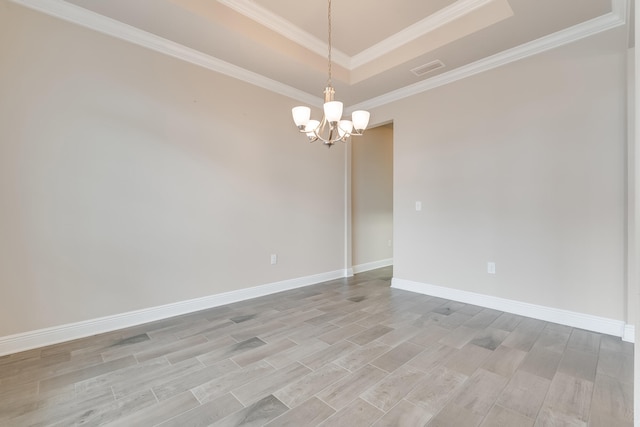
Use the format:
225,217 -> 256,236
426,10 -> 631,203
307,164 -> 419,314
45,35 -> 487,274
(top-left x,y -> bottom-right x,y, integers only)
0,267 -> 633,426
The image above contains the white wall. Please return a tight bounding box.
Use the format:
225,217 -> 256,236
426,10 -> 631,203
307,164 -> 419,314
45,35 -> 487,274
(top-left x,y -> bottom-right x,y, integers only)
373,28 -> 628,321
0,2 -> 346,337
351,125 -> 393,268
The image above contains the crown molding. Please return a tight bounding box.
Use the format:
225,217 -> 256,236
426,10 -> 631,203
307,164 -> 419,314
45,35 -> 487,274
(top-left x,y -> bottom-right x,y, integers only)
350,0 -> 497,69
218,0 -> 499,71
349,0 -> 628,112
10,0 -> 627,112
217,0 -> 351,69
10,0 -> 322,106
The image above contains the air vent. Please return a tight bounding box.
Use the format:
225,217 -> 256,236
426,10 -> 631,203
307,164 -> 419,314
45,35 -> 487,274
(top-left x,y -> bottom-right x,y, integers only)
410,60 -> 445,76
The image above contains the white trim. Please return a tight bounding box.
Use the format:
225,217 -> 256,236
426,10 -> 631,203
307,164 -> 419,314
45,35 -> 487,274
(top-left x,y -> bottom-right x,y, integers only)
10,0 -> 627,111
9,0 -> 321,107
623,324 -> 635,343
392,278 -> 628,338
344,143 -> 352,277
217,0 -> 494,71
350,0 -> 496,69
611,0 -> 628,18
217,0 -> 350,68
349,0 -> 627,111
0,269 -> 347,357
353,259 -> 394,274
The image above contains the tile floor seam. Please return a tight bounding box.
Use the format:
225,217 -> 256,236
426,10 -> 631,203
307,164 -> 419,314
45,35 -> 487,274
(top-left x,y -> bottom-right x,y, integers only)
0,267 -> 632,426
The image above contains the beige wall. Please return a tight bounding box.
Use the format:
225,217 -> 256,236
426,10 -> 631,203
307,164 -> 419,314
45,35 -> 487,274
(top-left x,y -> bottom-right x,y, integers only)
373,28 -> 628,321
0,3 -> 346,336
351,125 -> 393,267
634,4 -> 640,421
629,47 -> 638,329
0,1 -> 632,339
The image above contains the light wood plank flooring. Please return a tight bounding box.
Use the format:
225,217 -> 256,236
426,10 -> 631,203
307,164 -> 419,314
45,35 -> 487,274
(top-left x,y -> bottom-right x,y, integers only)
0,267 -> 633,426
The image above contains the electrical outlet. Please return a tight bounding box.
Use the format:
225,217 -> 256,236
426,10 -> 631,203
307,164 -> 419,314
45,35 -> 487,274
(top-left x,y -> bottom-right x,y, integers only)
270,254 -> 277,265
487,262 -> 496,274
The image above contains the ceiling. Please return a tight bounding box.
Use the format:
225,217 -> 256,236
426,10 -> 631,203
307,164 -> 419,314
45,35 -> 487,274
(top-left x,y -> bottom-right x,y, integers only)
16,0 -> 630,110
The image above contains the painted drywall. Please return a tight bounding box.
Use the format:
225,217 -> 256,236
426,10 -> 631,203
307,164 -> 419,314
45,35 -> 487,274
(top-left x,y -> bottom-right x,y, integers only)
351,125 -> 393,268
629,47 -> 638,330
373,27 -> 628,321
0,2 -> 346,337
634,4 -> 640,421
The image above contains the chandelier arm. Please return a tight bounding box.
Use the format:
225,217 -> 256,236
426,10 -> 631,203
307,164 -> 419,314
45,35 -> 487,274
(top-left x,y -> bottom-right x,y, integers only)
337,123 -> 353,138
310,117 -> 325,141
317,115 -> 328,136
310,116 -> 342,145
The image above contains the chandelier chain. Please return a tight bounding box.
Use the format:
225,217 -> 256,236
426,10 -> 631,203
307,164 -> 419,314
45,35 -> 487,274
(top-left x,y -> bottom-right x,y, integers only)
327,0 -> 332,87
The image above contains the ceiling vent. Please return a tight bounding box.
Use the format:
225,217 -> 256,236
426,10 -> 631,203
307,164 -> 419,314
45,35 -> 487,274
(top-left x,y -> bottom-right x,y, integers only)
410,60 -> 445,77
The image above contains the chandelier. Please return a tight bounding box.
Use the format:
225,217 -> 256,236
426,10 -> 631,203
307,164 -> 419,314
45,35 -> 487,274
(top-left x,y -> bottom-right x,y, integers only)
291,0 -> 370,147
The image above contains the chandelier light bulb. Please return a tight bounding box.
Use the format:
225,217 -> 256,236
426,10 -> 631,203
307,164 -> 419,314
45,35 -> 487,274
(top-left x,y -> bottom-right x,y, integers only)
352,110 -> 370,132
323,101 -> 343,124
338,120 -> 353,139
305,120 -> 320,140
292,106 -> 311,129
305,119 -> 320,132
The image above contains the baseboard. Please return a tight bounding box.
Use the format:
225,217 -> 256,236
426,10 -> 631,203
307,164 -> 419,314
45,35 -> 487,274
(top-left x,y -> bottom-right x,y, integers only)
622,324 -> 635,343
392,278 -> 629,339
0,269 -> 348,357
352,258 -> 393,274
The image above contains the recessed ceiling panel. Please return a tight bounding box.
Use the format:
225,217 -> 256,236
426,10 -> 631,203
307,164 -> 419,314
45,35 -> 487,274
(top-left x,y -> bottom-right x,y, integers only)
250,0 -> 459,56
54,0 -> 624,108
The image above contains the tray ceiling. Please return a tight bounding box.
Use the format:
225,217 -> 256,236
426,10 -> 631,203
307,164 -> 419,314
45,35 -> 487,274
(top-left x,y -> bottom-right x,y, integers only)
13,0 -> 629,109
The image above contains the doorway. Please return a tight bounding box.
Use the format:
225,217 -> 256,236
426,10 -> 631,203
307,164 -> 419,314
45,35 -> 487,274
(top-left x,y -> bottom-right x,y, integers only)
351,123 -> 394,274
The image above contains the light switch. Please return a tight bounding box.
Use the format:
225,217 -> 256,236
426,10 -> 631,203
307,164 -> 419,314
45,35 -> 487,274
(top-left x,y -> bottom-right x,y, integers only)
487,262 -> 496,274
415,201 -> 422,211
